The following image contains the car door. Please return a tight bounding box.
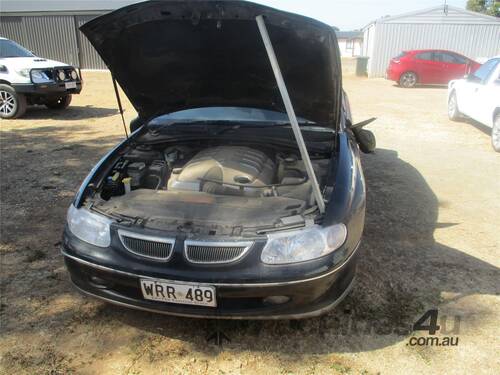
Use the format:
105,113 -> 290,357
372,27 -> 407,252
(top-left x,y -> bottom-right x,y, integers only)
432,52 -> 464,84
459,58 -> 500,122
442,52 -> 469,82
413,52 -> 439,84
472,60 -> 500,127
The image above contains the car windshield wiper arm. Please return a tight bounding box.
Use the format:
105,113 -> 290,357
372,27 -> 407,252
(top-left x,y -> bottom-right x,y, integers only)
211,121 -> 316,135
151,119 -> 314,135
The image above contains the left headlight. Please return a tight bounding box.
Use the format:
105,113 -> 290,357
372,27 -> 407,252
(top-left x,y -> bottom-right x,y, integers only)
31,69 -> 53,83
16,68 -> 30,78
67,205 -> 113,248
261,224 -> 347,265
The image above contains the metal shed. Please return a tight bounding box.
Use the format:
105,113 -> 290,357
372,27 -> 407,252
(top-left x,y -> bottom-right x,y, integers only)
362,5 -> 500,77
0,0 -> 141,69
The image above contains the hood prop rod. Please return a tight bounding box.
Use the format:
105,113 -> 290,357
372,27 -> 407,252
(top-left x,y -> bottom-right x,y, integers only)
256,15 -> 325,214
111,75 -> 129,139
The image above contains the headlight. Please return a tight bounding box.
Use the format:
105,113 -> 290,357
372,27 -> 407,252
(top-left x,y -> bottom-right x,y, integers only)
261,224 -> 347,264
67,205 -> 113,247
16,68 -> 30,78
70,70 -> 78,80
31,70 -> 53,83
58,70 -> 66,81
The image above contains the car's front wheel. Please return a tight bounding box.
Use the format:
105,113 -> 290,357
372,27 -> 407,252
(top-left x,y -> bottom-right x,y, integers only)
0,84 -> 27,119
45,95 -> 72,110
399,72 -> 417,88
448,92 -> 461,121
492,113 -> 500,153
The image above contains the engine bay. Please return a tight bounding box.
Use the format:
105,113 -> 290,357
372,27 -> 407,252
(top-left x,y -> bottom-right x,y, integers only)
91,142 -> 332,234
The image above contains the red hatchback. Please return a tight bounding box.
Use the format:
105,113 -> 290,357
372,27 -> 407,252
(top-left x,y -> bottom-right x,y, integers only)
386,49 -> 480,88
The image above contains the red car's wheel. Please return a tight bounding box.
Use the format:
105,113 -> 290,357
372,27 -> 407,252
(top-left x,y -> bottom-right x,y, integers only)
399,72 -> 417,88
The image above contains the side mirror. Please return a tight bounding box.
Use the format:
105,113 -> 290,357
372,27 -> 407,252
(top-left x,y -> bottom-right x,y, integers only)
130,116 -> 145,133
353,128 -> 376,153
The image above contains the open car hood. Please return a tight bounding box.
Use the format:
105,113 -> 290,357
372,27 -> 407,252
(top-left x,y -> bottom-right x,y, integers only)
80,0 -> 342,127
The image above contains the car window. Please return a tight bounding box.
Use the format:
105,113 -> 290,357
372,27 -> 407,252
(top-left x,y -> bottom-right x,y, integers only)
449,53 -> 466,64
0,39 -> 34,58
434,52 -> 466,64
472,58 -> 500,83
415,52 -> 433,61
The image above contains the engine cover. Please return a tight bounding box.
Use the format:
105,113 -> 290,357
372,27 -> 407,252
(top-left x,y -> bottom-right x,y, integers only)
168,146 -> 275,195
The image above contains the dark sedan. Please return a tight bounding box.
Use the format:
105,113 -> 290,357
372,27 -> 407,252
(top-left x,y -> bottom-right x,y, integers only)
62,0 -> 373,319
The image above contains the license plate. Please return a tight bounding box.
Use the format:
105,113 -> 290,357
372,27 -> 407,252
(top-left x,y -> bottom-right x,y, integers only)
140,279 -> 216,307
65,81 -> 77,89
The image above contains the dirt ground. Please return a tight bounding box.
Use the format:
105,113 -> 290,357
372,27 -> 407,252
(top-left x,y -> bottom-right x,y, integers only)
1,70 -> 499,375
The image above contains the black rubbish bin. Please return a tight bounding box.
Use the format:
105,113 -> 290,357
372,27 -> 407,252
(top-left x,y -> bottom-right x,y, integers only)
355,57 -> 369,77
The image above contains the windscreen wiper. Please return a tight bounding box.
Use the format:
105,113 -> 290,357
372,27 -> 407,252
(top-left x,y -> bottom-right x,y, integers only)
212,121 -> 315,135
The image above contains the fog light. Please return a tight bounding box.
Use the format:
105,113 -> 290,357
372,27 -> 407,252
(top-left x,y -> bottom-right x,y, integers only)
263,295 -> 290,305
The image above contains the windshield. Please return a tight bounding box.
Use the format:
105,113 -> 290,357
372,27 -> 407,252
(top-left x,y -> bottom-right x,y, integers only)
150,107 -> 315,124
0,39 -> 34,58
472,58 -> 500,83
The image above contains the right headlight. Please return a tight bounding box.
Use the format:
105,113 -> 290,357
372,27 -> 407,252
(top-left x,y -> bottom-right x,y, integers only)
261,224 -> 347,265
31,69 -> 53,83
67,205 -> 113,248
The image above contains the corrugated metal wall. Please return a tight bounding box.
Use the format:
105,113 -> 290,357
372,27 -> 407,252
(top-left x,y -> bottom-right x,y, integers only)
369,23 -> 500,77
0,14 -> 107,69
381,6 -> 500,24
75,15 -> 107,69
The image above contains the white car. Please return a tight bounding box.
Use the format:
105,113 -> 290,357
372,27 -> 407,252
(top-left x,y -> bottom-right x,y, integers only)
0,37 -> 82,119
448,56 -> 500,152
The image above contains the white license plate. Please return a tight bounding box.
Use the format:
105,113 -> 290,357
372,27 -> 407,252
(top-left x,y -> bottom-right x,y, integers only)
65,81 -> 77,89
140,279 -> 217,307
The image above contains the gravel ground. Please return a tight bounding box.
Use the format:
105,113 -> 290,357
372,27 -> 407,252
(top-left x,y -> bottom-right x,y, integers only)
1,70 -> 499,375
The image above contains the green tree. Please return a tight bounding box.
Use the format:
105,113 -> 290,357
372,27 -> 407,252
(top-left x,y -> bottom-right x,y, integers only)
466,0 -> 500,17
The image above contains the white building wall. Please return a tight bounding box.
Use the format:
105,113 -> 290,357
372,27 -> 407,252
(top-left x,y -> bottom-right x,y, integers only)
363,6 -> 500,77
338,39 -> 363,57
362,24 -> 376,76
368,23 -> 500,77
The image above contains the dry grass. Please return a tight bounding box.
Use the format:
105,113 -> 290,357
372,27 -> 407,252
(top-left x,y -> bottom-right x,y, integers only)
1,72 -> 499,374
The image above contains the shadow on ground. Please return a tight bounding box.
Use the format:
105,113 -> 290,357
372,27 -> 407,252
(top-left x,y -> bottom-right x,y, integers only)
18,105 -> 118,120
1,125 -> 498,364
107,147 -> 498,354
391,83 -> 448,90
458,117 -> 493,137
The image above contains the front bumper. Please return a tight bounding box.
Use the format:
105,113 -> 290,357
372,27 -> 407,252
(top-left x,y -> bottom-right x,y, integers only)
62,232 -> 360,319
12,81 -> 82,96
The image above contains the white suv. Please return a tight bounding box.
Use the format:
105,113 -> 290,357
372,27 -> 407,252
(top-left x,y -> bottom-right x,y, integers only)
448,56 -> 500,152
0,37 -> 82,119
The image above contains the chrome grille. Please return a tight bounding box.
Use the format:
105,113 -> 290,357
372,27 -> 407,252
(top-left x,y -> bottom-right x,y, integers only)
118,230 -> 175,261
185,241 -> 253,264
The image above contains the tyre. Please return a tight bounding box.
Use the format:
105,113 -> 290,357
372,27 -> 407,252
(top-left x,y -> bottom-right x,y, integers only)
0,84 -> 27,119
45,95 -> 72,110
492,113 -> 500,153
399,72 -> 417,88
448,92 -> 461,121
